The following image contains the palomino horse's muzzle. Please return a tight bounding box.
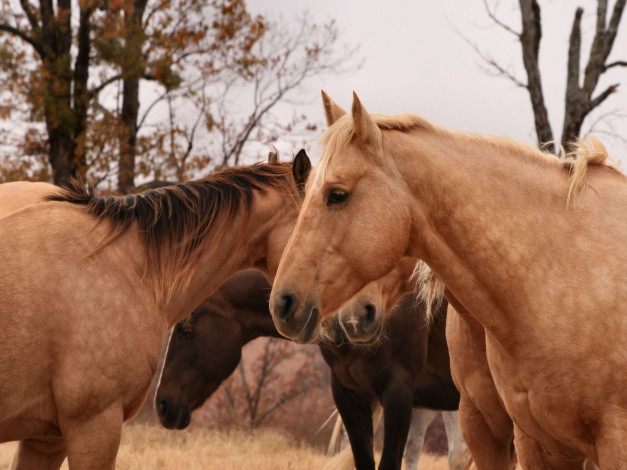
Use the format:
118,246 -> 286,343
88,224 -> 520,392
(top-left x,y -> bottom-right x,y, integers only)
271,291 -> 320,343
339,301 -> 384,345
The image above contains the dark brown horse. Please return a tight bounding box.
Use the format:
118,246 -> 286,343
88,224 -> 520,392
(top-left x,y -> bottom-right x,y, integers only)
155,269 -> 466,470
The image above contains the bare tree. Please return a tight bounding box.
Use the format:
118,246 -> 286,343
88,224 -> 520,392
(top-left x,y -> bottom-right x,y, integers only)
472,0 -> 626,153
140,12 -> 362,180
197,338 -> 328,431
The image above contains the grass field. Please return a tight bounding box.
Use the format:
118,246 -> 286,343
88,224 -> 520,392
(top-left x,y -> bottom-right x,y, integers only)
0,423 -> 449,469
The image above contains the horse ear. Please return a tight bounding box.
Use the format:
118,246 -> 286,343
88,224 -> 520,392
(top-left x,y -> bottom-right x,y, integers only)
293,149 -> 312,190
321,90 -> 347,126
268,147 -> 279,163
351,92 -> 381,151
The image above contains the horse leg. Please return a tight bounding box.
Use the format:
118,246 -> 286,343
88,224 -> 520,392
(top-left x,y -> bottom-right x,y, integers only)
403,408 -> 436,470
331,375 -> 375,470
458,393 -> 513,470
62,406 -> 123,470
594,410 -> 626,470
11,437 -> 66,470
514,424 -> 587,470
378,381 -> 413,470
441,410 -> 469,470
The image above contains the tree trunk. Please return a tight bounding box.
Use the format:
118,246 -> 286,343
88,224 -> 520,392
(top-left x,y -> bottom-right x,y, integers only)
518,0 -> 554,152
118,0 -> 148,194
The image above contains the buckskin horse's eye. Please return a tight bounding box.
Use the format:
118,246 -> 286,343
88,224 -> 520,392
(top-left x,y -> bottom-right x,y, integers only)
326,189 -> 349,207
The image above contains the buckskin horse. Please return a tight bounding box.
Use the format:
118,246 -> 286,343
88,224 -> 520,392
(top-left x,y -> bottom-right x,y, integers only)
0,181 -> 61,217
155,269 -> 466,470
0,150 -> 311,469
270,92 -> 626,468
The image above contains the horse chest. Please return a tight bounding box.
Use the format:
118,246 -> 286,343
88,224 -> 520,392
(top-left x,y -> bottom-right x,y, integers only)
484,336 -> 593,458
329,356 -> 384,397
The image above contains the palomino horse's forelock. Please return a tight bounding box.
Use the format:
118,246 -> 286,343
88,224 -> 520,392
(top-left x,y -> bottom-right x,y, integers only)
47,162 -> 296,303
315,107 -> 623,209
314,112 -> 434,187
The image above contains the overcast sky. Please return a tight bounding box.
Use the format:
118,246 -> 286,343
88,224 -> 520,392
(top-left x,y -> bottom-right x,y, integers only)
250,0 -> 627,168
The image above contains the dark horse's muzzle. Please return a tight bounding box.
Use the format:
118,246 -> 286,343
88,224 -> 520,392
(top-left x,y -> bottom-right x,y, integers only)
155,394 -> 192,430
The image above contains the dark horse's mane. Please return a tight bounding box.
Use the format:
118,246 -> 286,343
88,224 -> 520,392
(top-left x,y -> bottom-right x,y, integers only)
47,162 -> 295,301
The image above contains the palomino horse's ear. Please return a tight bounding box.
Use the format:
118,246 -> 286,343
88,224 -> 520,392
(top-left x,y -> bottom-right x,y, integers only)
351,91 -> 381,152
321,90 -> 347,126
293,149 -> 312,190
268,146 -> 279,163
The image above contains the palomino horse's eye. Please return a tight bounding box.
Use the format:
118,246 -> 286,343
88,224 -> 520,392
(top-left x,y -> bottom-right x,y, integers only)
326,189 -> 349,207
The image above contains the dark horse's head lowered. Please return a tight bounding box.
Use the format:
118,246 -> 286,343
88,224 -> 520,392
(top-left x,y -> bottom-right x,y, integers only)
154,270 -> 280,429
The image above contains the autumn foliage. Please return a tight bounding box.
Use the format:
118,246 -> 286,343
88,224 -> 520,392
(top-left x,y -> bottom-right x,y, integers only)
0,0 -> 360,191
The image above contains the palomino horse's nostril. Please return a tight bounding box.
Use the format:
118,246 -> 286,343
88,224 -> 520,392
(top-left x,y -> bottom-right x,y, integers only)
277,292 -> 298,321
364,303 -> 376,325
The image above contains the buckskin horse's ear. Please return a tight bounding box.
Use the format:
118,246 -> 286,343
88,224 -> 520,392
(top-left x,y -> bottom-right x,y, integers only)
321,90 -> 346,126
268,147 -> 279,163
351,92 -> 381,152
293,149 -> 312,190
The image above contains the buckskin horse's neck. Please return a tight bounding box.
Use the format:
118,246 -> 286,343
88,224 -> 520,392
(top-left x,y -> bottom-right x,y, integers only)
393,130 -> 568,335
162,190 -> 296,326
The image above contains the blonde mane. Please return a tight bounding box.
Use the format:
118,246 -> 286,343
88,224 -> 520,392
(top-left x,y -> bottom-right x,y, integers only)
411,260 -> 445,323
315,110 -> 623,209
562,135 -> 623,208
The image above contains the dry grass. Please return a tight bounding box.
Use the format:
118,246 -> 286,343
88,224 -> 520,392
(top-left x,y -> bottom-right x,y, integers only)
0,424 -> 448,469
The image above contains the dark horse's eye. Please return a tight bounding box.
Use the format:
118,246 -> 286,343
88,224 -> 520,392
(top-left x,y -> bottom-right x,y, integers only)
326,189 -> 349,207
176,323 -> 193,336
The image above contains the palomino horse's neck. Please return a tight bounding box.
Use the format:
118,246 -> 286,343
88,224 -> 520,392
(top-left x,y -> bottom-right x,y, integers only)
392,130 -> 574,335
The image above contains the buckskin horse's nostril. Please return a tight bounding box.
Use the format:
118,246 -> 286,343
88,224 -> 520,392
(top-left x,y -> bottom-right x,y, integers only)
277,292 -> 298,321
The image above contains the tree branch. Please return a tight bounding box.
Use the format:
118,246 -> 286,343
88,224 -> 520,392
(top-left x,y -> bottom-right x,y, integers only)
482,0 -> 520,37
0,24 -> 45,58
583,0 -> 626,97
565,8 -> 583,96
589,83 -> 619,110
19,0 -> 40,32
604,60 -> 627,70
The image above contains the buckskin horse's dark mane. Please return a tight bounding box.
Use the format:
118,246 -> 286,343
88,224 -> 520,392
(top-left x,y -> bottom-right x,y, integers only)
47,162 -> 295,300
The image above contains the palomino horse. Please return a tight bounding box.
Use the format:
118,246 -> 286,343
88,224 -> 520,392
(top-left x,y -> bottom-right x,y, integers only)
270,92 -> 626,468
0,151 -> 311,469
155,269 -> 466,470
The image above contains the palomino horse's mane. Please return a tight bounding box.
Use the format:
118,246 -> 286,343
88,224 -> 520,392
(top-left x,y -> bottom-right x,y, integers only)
316,111 -> 623,207
411,260 -> 445,323
47,162 -> 296,303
